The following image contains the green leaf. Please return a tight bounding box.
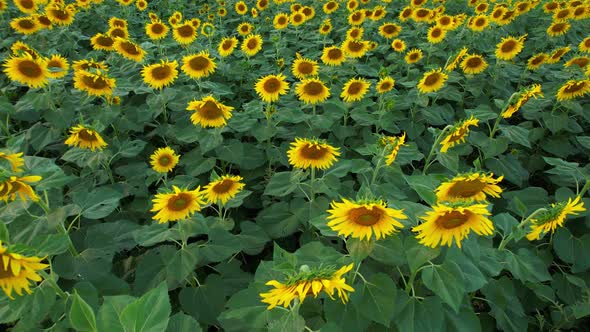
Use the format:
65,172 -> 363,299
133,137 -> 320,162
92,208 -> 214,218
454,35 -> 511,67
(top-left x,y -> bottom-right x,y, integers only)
481,277 -> 527,332
263,172 -> 299,197
97,295 -> 136,332
502,248 -> 551,283
179,275 -> 227,325
267,310 -> 305,332
201,228 -> 242,263
553,228 -> 590,273
119,282 -> 171,332
256,199 -> 306,238
352,273 -> 397,327
485,155 -> 529,186
0,222 -> 9,243
165,245 -> 200,285
499,125 -> 531,148
69,292 -> 98,332
369,236 -> 406,267
165,313 -> 202,332
73,186 -> 125,219
404,174 -> 438,205
117,139 -> 146,158
405,237 -> 440,273
393,293 -> 445,332
422,261 -> 466,313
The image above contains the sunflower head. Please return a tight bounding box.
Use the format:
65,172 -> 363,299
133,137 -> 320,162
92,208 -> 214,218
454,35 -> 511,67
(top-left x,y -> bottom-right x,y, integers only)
181,51 -> 216,79
241,34 -> 263,57
295,78 -> 331,105
73,69 -> 116,97
440,116 -> 479,152
292,57 -> 318,79
405,48 -> 423,64
340,78 -> 370,103
495,35 -> 526,61
151,186 -> 205,223
146,20 -> 169,40
254,74 -> 290,103
142,60 -> 179,90
556,79 -> 590,101
321,46 -> 346,66
204,175 -> 245,205
3,54 -> 49,88
186,95 -> 234,128
376,76 -> 395,94
461,54 -> 488,75
436,172 -> 503,202
287,138 -> 340,170
173,21 -> 198,45
114,38 -> 146,62
0,241 -> 48,299
150,147 -> 180,173
527,196 -> 586,240
417,68 -> 448,94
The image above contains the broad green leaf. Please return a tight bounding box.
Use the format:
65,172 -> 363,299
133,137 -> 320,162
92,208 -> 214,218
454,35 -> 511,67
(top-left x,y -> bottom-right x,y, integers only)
267,310 -> 305,332
69,293 -> 98,332
553,228 -> 590,273
120,282 -> 171,332
97,295 -> 136,332
165,313 -> 202,332
481,277 -> 527,332
405,237 -> 440,273
422,261 -> 466,313
73,186 -> 125,219
263,172 -> 299,197
501,248 -> 551,283
179,274 -> 226,325
352,273 -> 397,327
499,125 -> 531,148
369,236 -> 406,267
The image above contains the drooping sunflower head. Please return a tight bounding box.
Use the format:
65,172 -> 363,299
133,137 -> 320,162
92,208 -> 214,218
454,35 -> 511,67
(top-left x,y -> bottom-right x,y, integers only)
3,54 -> 49,88
241,34 -> 263,57
526,196 -> 586,241
444,47 -> 469,72
440,116 -> 479,153
327,198 -> 407,241
461,54 -> 488,75
342,38 -> 369,58
114,38 -> 146,62
73,70 -> 116,97
0,152 -> 24,173
564,56 -> 590,69
72,59 -> 108,72
186,95 -> 234,128
0,241 -> 48,299
0,175 -> 42,202
64,124 -> 108,151
45,54 -> 69,79
287,138 -> 340,170
151,185 -> 205,224
547,46 -> 571,64
495,35 -> 526,61
181,51 -> 216,79
413,201 -> 493,248
321,46 -> 346,66
142,60 -> 179,90
217,37 -> 238,57
295,78 -> 331,105
417,68 -> 448,94
556,79 -> 590,101
150,147 -> 180,173
90,33 -> 115,51
10,41 -> 40,59
382,132 -> 406,165
291,57 -> 318,79
436,173 -> 503,202
340,77 -> 370,103
173,21 -> 197,45
204,175 -> 245,205
254,74 -> 290,103
107,26 -> 129,39
145,20 -> 169,40
404,48 -> 423,64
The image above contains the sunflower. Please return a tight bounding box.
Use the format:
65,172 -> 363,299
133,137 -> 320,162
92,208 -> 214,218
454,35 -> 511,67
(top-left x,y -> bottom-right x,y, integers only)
372,6 -> 386,20
142,60 -> 178,90
474,2 -> 489,14
572,5 -> 589,20
341,38 -> 369,58
381,132 -> 405,165
72,59 -> 108,72
14,0 -> 38,13
0,152 -> 24,172
547,46 -> 571,64
260,264 -> 354,310
321,46 -> 346,66
217,37 -> 238,57
527,53 -> 548,70
0,241 -> 48,299
273,13 -> 289,29
391,39 -> 406,53
564,56 -> 590,69
237,22 -> 253,36
151,186 -> 205,224
90,33 -> 115,51
73,70 -> 115,97
399,6 -> 413,21
3,55 -> 48,88
417,69 -> 448,94
579,37 -> 590,53
181,51 -> 216,79
173,21 -> 197,45
145,20 -> 169,40
440,116 -> 479,153
377,22 -> 401,39
10,17 -> 40,34
436,15 -> 454,29
436,173 -> 503,202
495,35 -> 526,61
468,15 -> 489,32
241,34 -> 263,57
412,8 -> 432,22
348,10 -> 365,25
323,0 -> 339,14
461,54 -> 488,75
64,125 -> 107,151
45,54 -> 69,79
34,14 -> 52,29
217,7 -> 227,17
411,0 -> 426,7
150,147 -> 179,173
405,48 -> 423,64
340,78 -> 370,103
376,76 -> 395,94
10,41 -> 40,59
46,5 -> 75,26
186,95 -> 234,128
114,38 -> 146,62
543,1 -> 559,13
413,201 -> 493,248
427,25 -> 446,44
0,175 -> 42,202
501,84 -> 543,118
547,21 -> 571,37
553,8 -> 571,21
107,26 -> 129,39
136,0 -> 147,11
526,196 -> 586,241
327,199 -> 406,240
254,74 -> 289,103
292,57 -> 318,79
235,0 -> 247,15
109,17 -> 128,29
295,79 -> 331,105
190,18 -> 201,28
319,20 -> 332,35
204,175 -> 245,205
556,79 -> 590,101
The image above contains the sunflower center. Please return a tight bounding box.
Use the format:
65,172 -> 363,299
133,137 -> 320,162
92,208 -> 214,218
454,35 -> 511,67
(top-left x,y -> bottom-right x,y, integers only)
0,258 -> 16,278
327,2 -> 336,10
167,193 -> 191,211
247,38 -> 259,49
222,40 -> 233,50
237,4 -> 245,11
81,74 -> 108,89
151,65 -> 172,80
351,12 -> 362,21
563,82 -> 585,93
278,17 -> 287,25
112,19 -> 126,27
19,19 -> 36,29
501,40 -> 517,53
347,40 -> 364,52
240,25 -> 250,33
438,211 -> 470,229
297,62 -> 314,75
52,9 -> 70,20
416,9 -> 429,17
303,82 -> 324,96
431,28 -> 442,38
552,23 -> 567,32
571,58 -> 590,67
299,143 -> 329,160
302,8 -> 312,16
78,129 -> 99,142
97,35 -> 114,47
110,28 -> 126,38
189,56 -> 209,71
293,14 -> 303,23
447,180 -> 487,198
199,100 -> 223,119
20,0 -> 35,9
121,42 -> 140,55
492,9 -> 504,18
212,179 -> 235,194
177,25 -> 194,37
546,2 -> 558,10
47,60 -> 64,69
327,48 -> 342,59
475,18 -> 486,26
466,57 -> 482,68
424,73 -> 441,86
409,53 -> 419,61
37,15 -> 51,26
348,206 -> 382,226
151,23 -> 164,34
263,78 -> 281,93
374,9 -> 383,16
439,16 -> 451,25
574,7 -> 585,16
380,82 -> 392,90
556,9 -> 569,19
350,29 -> 361,38
347,82 -> 363,95
531,55 -> 545,65
402,9 -> 412,18
322,25 -> 330,32
17,60 -> 43,78
158,156 -> 170,166
382,24 -> 396,34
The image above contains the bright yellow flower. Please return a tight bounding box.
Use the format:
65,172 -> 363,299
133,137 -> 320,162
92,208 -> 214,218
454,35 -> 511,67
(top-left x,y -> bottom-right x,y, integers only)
241,34 -> 263,57
0,241 -> 48,299
340,77 -> 370,103
145,20 -> 169,40
502,84 -> 543,118
436,173 -> 503,202
186,95 -> 233,128
151,186 -> 205,223
495,35 -> 526,61
65,125 -> 108,151
376,76 -> 395,94
291,57 -> 318,80
321,46 -> 346,66
150,147 -> 179,173
527,196 -> 586,240
173,21 -> 198,45
204,175 -> 245,205
142,60 -> 178,90
114,38 -> 146,62
295,79 -> 331,104
460,54 -> 488,75
181,51 -> 216,79
417,68 -> 448,94
217,37 -> 238,57
440,116 -> 479,152
0,176 -> 42,202
73,70 -> 116,97
381,132 -> 405,165
556,79 -> 590,101
0,152 -> 24,172
254,74 -> 289,103
287,138 -> 339,170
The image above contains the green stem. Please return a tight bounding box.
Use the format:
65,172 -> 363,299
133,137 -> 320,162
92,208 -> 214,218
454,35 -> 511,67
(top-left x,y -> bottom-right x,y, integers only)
179,220 -> 187,248
578,180 -> 590,197
38,270 -> 68,298
490,92 -> 518,138
422,125 -> 453,175
370,148 -> 387,186
498,208 -> 547,250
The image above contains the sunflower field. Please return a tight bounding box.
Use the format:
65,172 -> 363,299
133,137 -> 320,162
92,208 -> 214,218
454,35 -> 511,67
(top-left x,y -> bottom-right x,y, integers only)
1,0 -> 590,330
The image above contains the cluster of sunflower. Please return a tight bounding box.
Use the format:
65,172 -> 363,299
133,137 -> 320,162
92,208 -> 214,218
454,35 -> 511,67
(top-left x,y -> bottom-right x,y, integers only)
8,0 -> 77,35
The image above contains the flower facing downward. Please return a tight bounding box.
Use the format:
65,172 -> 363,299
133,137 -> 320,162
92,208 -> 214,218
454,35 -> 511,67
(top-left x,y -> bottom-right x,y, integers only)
327,199 -> 407,240
150,147 -> 180,173
0,176 -> 42,202
440,116 -> 479,153
64,125 -> 108,151
0,241 -> 48,299
527,196 -> 586,241
186,96 -> 234,128
204,175 -> 245,205
260,264 -> 355,310
502,84 -> 543,118
413,201 -> 493,248
0,152 -> 24,172
151,186 -> 205,223
254,74 -> 289,103
381,132 -> 406,165
114,38 -> 146,62
436,173 -> 503,202
287,138 -> 340,170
